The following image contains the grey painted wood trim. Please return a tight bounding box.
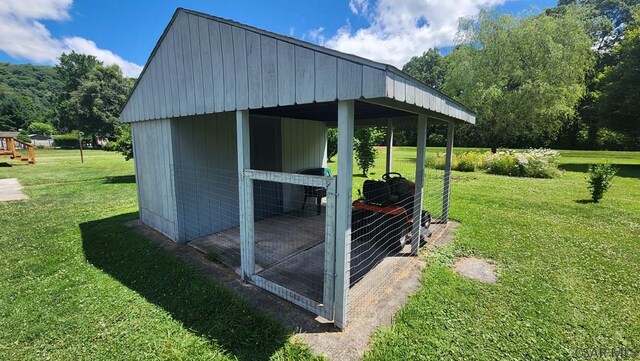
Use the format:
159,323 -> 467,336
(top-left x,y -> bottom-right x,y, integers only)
246,31 -> 263,109
322,179 -> 337,321
277,40 -> 295,106
335,100 -> 354,329
442,122 -> 455,223
244,169 -> 332,187
236,110 -> 254,280
385,118 -> 393,174
411,114 -> 427,255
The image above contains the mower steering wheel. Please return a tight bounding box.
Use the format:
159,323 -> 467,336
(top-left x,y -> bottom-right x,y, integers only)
382,172 -> 403,181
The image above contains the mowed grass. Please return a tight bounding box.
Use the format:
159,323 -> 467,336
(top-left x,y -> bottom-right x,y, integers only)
0,150 -> 320,360
357,147 -> 640,360
1,147 -> 639,360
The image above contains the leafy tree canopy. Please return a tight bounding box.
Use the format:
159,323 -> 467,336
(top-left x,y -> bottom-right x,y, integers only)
402,48 -> 447,90
55,52 -> 134,138
443,10 -> 594,151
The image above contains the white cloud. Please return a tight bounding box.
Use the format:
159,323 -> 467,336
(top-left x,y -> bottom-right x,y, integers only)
0,0 -> 142,77
321,0 -> 506,68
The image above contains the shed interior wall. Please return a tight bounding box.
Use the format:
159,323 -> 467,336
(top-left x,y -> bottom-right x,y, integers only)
165,113 -> 326,242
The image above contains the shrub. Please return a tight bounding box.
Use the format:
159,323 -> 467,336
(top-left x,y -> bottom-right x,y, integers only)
27,122 -> 55,136
327,128 -> 337,161
486,152 -> 521,176
587,163 -> 617,202
102,140 -> 118,152
486,149 -> 561,178
354,128 -> 377,176
455,151 -> 488,172
53,133 -> 80,148
428,153 -> 458,170
17,131 -> 31,144
427,133 -> 446,147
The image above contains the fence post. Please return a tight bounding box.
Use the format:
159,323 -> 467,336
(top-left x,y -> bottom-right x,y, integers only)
411,114 -> 428,255
334,100 -> 354,329
236,109 -> 254,281
385,119 -> 393,174
441,122 -> 455,223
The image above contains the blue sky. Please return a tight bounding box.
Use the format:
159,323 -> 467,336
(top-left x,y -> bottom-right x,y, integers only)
0,0 -> 556,77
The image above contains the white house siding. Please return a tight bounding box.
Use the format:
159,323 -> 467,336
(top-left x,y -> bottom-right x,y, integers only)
131,119 -> 179,240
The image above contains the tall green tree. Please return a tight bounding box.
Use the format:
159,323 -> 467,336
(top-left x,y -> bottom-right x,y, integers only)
0,86 -> 37,131
597,12 -> 640,139
402,48 -> 447,90
444,10 -> 594,152
55,52 -> 132,140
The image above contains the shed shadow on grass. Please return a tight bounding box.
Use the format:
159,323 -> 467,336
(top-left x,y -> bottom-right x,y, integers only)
80,213 -> 289,361
559,163 -> 640,179
102,175 -> 136,184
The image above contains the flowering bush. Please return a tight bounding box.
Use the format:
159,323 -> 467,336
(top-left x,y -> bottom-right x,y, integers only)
487,149 -> 561,178
428,148 -> 562,178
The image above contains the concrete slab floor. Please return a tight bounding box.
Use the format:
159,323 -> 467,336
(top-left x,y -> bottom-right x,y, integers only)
126,219 -> 459,361
0,178 -> 28,202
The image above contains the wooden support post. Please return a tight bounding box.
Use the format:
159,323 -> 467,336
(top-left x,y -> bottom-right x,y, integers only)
411,114 -> 428,255
385,119 -> 393,174
442,122 -> 455,223
334,100 -> 354,329
236,109 -> 255,281
8,137 -> 16,158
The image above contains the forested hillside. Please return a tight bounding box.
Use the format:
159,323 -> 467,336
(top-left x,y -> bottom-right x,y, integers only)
0,62 -> 63,131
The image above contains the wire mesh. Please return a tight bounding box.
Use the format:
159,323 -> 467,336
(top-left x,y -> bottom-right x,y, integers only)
347,148 -> 449,318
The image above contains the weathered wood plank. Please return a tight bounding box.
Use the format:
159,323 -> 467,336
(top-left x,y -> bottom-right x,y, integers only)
233,26 -> 249,110
181,14 -> 196,115
244,169 -> 332,187
173,14 -> 188,116
337,59 -> 362,100
260,35 -> 278,107
277,40 -> 295,106
208,21 -> 225,113
220,23 -> 236,111
393,73 -> 406,102
198,16 -> 215,113
314,52 -> 337,102
246,31 -> 262,109
405,81 -> 415,105
385,74 -> 394,98
362,66 -> 385,98
188,14 -> 205,114
295,46 -> 314,104
160,39 -> 173,117
165,27 -> 180,117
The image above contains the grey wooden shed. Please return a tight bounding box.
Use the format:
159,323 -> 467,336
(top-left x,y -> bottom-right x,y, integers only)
119,8 -> 475,329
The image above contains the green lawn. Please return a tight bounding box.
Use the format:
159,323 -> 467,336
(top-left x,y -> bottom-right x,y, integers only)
1,148 -> 639,360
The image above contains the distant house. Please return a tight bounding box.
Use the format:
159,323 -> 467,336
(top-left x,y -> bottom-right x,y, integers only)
29,134 -> 54,148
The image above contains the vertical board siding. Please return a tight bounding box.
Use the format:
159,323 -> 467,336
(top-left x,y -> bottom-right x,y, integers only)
198,16 -> 215,113
132,119 -> 178,239
362,66 -> 385,99
188,13 -> 205,115
181,14 -> 196,115
337,59 -> 362,100
295,46 -> 315,104
208,21 -> 225,112
260,35 -> 278,107
232,27 -> 249,109
315,52 -> 337,102
246,32 -> 263,109
277,40 -> 295,106
220,23 -> 236,111
119,11 -> 475,124
280,118 -> 327,212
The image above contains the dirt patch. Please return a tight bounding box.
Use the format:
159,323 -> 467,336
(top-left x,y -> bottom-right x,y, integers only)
453,257 -> 497,284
